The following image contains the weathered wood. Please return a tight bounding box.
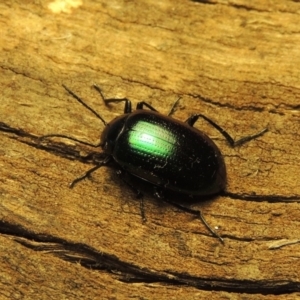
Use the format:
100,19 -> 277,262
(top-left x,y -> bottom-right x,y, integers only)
1,0 -> 300,299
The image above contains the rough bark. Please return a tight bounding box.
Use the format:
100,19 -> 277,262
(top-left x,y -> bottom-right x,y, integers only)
1,0 -> 300,299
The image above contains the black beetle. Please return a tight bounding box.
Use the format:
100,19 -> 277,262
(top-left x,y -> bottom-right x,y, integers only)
42,84 -> 267,243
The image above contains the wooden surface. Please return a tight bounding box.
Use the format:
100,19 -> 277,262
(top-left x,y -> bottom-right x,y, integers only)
1,0 -> 300,299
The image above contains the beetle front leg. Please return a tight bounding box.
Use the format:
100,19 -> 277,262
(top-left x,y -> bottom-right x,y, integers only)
101,97 -> 132,114
185,114 -> 267,147
93,84 -> 132,114
70,156 -> 111,188
137,97 -> 181,115
136,101 -> 158,112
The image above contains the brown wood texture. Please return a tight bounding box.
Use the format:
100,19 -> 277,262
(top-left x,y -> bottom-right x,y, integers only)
1,0 -> 300,299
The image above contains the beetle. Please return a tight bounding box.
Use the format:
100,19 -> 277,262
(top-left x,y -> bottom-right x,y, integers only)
42,84 -> 267,243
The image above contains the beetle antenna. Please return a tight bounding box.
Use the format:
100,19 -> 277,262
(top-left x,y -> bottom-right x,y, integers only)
62,84 -> 107,126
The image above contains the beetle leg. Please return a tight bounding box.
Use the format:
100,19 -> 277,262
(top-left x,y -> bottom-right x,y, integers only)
167,97 -> 181,116
70,156 -> 111,188
185,114 -> 267,147
137,97 -> 182,115
153,187 -> 164,199
153,188 -> 224,242
38,134 -> 103,148
115,170 -> 143,198
136,101 -> 158,112
93,84 -> 132,114
115,170 -> 146,222
157,196 -> 224,243
103,97 -> 132,114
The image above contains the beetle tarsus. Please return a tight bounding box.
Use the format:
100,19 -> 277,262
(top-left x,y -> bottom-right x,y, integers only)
197,210 -> 224,244
232,127 -> 268,146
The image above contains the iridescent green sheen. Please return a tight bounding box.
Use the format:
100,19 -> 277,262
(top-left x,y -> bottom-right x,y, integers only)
128,121 -> 175,158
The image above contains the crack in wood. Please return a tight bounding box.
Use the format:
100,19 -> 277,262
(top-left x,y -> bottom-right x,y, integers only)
1,121 -> 299,204
0,220 -> 298,294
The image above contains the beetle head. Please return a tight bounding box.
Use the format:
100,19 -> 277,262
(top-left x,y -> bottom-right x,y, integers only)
101,114 -> 128,154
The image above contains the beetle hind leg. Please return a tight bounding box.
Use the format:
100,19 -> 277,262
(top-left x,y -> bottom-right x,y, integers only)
158,197 -> 224,243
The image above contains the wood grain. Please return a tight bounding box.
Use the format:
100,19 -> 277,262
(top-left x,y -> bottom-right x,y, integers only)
1,0 -> 300,299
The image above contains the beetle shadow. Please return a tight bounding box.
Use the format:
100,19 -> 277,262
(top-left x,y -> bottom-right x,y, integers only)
114,165 -> 220,211
113,168 -> 225,242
